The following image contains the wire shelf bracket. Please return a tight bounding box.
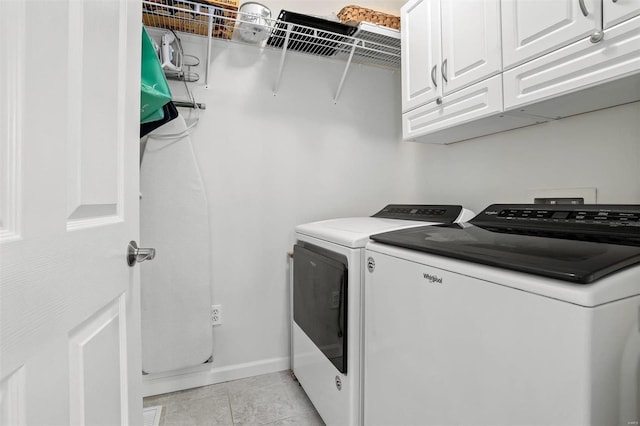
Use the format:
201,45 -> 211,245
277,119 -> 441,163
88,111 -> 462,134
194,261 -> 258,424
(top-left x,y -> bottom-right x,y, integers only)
334,40 -> 359,104
205,13 -> 213,88
273,23 -> 292,96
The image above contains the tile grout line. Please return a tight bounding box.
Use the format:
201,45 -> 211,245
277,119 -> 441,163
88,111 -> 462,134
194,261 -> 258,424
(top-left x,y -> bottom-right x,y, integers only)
226,387 -> 238,426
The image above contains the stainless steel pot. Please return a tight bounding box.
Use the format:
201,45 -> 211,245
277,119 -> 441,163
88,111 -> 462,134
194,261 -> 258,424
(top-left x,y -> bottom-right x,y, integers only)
237,2 -> 272,43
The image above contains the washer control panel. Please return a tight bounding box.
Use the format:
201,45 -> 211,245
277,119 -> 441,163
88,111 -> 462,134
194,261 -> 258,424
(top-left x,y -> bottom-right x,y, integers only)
472,204 -> 640,243
475,204 -> 640,227
372,204 -> 463,223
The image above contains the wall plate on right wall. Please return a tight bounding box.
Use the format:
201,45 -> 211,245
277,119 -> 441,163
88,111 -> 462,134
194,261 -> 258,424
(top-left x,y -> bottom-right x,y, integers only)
527,187 -> 597,205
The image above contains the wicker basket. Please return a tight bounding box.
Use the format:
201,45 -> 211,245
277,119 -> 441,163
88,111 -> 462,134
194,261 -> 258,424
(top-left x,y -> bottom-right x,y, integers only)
142,0 -> 238,40
337,5 -> 400,30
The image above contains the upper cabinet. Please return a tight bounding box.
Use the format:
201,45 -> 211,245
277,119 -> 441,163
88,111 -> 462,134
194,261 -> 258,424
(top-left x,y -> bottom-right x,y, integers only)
440,0 -> 502,93
401,0 -> 501,113
603,0 -> 640,29
400,0 -> 540,144
400,0 -> 640,144
501,0 -> 601,69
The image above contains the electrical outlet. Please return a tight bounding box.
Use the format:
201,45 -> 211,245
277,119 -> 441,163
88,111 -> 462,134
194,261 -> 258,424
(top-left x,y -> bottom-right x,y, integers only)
211,304 -> 222,326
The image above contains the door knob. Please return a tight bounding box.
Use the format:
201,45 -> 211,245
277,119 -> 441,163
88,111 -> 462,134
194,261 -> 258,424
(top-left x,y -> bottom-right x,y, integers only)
127,241 -> 156,267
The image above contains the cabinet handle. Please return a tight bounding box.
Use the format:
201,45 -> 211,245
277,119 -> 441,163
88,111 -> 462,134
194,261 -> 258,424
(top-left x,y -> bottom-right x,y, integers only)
612,0 -> 618,3
578,0 -> 589,16
431,65 -> 437,87
442,59 -> 448,83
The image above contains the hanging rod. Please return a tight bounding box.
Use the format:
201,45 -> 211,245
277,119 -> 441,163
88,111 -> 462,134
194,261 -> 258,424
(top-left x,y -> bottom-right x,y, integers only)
173,100 -> 206,110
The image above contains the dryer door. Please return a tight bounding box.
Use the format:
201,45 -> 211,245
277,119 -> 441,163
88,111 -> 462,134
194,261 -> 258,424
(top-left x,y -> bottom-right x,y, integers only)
293,243 -> 348,374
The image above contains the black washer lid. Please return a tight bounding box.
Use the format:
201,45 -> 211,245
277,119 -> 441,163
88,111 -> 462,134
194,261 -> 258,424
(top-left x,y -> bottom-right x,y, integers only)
370,204 -> 640,284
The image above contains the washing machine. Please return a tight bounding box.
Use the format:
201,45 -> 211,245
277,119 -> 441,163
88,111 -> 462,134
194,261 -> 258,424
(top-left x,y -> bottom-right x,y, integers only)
292,205 -> 475,426
364,203 -> 640,426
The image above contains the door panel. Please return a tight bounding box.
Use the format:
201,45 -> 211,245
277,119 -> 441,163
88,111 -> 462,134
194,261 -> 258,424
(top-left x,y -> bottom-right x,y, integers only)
0,367 -> 25,425
0,0 -> 142,425
67,0 -> 123,225
502,0 -> 601,69
603,0 -> 640,29
403,74 -> 505,141
401,0 -> 442,112
0,0 -> 23,244
441,0 -> 502,94
69,296 -> 127,426
503,14 -> 640,113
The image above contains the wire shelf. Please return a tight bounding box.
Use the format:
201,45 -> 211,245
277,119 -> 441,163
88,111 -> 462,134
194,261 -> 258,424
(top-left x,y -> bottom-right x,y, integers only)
142,0 -> 400,68
142,0 -> 400,101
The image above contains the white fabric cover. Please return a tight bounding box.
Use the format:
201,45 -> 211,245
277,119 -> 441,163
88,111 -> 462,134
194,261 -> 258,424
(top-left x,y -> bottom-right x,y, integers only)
140,115 -> 212,374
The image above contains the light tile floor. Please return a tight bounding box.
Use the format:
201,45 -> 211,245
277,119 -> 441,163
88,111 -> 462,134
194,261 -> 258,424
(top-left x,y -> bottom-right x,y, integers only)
143,371 -> 325,426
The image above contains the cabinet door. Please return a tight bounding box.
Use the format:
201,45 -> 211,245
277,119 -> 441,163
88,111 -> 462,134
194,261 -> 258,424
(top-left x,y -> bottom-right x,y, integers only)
401,0 -> 442,112
403,75 -> 504,142
502,0 -> 601,69
440,0 -> 502,95
503,14 -> 640,114
604,0 -> 640,29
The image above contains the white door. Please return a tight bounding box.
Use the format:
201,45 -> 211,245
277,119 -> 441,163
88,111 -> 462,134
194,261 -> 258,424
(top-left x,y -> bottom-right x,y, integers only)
502,0 -> 601,69
401,0 -> 442,112
0,1 -> 143,425
440,0 -> 502,95
603,0 -> 640,29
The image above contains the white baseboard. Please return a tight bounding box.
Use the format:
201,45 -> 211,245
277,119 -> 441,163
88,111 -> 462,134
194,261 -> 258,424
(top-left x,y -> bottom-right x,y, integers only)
142,356 -> 291,397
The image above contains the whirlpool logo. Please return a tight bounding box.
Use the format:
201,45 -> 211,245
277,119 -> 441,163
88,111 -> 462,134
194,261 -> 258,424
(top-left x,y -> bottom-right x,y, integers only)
423,272 -> 443,284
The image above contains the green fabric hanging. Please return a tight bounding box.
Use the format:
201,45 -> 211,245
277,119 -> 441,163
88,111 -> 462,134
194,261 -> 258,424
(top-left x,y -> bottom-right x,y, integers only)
140,26 -> 172,124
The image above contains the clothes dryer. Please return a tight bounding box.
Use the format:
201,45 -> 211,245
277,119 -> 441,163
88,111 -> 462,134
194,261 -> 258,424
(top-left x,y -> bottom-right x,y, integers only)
293,205 -> 474,426
364,204 -> 640,426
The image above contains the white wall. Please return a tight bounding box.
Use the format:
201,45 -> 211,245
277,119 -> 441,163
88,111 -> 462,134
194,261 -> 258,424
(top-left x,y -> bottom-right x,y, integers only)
189,44 -> 420,366
413,101 -> 640,213
144,28 -> 432,392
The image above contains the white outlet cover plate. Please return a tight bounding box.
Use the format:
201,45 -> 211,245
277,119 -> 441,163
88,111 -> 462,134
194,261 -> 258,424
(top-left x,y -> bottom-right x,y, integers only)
526,187 -> 597,204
